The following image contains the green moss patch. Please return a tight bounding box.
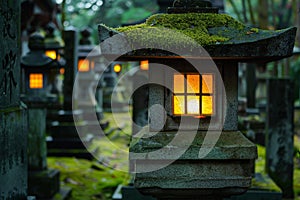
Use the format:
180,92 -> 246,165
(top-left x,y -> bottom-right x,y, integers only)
115,13 -> 244,49
47,157 -> 130,200
104,12 -> 292,52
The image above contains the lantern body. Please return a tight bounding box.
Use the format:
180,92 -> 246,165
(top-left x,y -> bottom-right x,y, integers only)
21,48 -> 62,102
149,59 -> 237,132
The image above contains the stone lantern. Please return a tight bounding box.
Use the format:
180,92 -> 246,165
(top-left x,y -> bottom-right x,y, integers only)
77,27 -> 107,121
44,23 -> 66,97
98,0 -> 296,199
21,32 -> 62,102
44,23 -> 64,61
21,32 -> 71,199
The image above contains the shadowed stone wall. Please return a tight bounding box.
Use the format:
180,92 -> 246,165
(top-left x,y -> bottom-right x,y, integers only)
0,0 -> 28,199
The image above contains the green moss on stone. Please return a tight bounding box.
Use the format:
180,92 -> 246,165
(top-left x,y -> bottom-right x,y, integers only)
114,13 -> 245,48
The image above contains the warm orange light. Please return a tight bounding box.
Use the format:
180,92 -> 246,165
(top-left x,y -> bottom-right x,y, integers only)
29,73 -> 43,89
187,75 -> 200,93
78,59 -> 90,72
114,64 -> 122,73
45,50 -> 60,60
140,60 -> 149,71
173,73 -> 214,116
202,96 -> 213,115
173,95 -> 185,115
202,74 -> 213,93
174,74 -> 184,93
60,68 -> 65,75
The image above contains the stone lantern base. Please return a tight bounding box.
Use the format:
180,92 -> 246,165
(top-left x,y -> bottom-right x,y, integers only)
130,131 -> 257,200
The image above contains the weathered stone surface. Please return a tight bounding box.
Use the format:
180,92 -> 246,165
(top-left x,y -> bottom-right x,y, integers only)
130,130 -> 257,160
130,130 -> 257,199
0,0 -> 20,108
266,78 -> 294,198
98,14 -> 296,62
222,62 -> 238,131
28,108 -> 47,171
0,1 -> 28,199
0,107 -> 27,199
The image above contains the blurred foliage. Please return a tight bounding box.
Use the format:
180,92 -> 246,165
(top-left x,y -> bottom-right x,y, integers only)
58,0 -> 159,43
101,0 -> 158,27
225,0 -> 295,29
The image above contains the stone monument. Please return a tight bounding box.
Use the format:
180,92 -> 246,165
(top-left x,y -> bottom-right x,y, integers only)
0,1 -> 28,199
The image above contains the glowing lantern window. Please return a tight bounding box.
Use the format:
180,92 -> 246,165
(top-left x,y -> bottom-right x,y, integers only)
78,59 -> 90,72
29,73 -> 43,89
114,64 -> 122,73
45,50 -> 60,60
140,60 -> 149,71
173,73 -> 214,116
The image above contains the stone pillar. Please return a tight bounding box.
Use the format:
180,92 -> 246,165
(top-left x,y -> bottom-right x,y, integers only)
0,1 -> 28,199
246,63 -> 256,108
63,29 -> 78,110
266,78 -> 294,198
47,29 -> 93,159
28,109 -> 47,171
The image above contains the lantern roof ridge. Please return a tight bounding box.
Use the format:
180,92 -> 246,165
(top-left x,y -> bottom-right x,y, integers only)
98,13 -> 296,61
21,51 -> 55,68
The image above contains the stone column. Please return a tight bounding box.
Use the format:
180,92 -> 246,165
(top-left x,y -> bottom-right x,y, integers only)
266,78 -> 294,198
63,29 -> 78,110
246,63 -> 256,108
47,29 -> 93,159
28,109 -> 47,170
0,0 -> 28,199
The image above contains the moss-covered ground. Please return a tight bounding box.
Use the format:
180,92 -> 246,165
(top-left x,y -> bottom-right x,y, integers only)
47,111 -> 132,200
254,144 -> 300,199
47,109 -> 300,199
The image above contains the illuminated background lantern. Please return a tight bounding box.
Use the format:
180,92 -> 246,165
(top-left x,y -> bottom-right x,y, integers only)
21,32 -> 62,101
44,23 -> 64,62
78,45 -> 96,72
98,0 -> 296,199
20,32 -> 70,198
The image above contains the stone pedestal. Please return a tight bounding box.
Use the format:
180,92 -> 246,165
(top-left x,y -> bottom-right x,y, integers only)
25,106 -> 72,199
130,131 -> 257,200
27,108 -> 60,198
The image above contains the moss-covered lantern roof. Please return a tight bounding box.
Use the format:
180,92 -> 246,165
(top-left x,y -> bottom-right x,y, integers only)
98,2 -> 296,62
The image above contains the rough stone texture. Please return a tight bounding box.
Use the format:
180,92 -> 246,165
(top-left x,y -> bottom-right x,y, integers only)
222,62 -> 238,131
28,108 -> 47,171
0,0 -> 20,109
130,130 -> 257,160
266,78 -> 294,198
0,1 -> 28,199
0,107 -> 28,199
132,70 -> 149,135
149,65 -> 166,132
130,130 -> 257,199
